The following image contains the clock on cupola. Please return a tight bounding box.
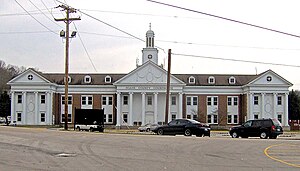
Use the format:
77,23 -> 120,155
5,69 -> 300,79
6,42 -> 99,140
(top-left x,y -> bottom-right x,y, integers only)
142,23 -> 158,65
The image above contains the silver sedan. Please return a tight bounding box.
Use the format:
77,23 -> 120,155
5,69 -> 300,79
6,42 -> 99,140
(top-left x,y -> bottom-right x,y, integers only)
138,123 -> 159,132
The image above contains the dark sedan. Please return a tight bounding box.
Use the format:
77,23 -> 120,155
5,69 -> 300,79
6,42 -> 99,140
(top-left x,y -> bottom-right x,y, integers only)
152,119 -> 210,137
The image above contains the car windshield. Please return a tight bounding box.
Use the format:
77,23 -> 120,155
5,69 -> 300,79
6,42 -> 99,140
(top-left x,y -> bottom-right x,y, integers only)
272,119 -> 282,126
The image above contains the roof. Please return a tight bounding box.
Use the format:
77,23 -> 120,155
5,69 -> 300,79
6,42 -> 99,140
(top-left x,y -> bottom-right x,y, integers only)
40,72 -> 258,86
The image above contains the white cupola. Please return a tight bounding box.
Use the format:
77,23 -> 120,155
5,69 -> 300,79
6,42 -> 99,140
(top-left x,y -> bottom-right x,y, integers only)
142,23 -> 158,65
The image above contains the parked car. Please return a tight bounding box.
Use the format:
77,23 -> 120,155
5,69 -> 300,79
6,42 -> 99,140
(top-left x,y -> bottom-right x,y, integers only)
138,123 -> 159,132
152,119 -> 210,137
229,118 -> 283,139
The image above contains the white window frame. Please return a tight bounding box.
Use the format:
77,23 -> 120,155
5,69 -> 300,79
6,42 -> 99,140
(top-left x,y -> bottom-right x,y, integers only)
208,76 -> 215,84
40,112 -> 46,122
105,75 -> 111,83
188,76 -> 195,84
123,95 -> 128,105
17,94 -> 22,104
277,96 -> 282,105
84,75 -> 91,83
229,76 -> 236,84
81,95 -> 93,106
147,95 -> 153,106
61,95 -> 72,123
254,95 -> 259,105
171,96 -> 176,105
207,114 -> 218,124
17,112 -> 22,122
227,114 -> 238,124
40,94 -> 46,104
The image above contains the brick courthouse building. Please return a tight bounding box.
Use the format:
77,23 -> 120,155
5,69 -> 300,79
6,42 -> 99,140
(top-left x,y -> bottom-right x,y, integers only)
7,28 -> 292,129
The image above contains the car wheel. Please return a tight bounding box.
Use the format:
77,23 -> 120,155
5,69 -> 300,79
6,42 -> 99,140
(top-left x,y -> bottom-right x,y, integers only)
146,128 -> 150,132
157,129 -> 164,135
76,127 -> 80,131
260,132 -> 268,139
184,129 -> 192,136
231,132 -> 239,138
90,128 -> 94,132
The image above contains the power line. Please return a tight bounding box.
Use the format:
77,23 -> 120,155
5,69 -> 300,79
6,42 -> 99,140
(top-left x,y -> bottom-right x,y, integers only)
172,53 -> 300,68
0,31 -> 57,34
28,0 -> 63,29
14,0 -> 58,35
147,0 -> 300,39
78,10 -> 166,53
72,23 -> 98,72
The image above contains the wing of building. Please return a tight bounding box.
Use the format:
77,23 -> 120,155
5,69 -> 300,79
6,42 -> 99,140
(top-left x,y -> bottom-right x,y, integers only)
7,26 -> 293,129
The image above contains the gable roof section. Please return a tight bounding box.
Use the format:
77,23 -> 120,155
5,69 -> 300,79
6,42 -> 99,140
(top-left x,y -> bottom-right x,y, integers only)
7,68 -> 52,85
246,69 -> 293,86
114,61 -> 185,85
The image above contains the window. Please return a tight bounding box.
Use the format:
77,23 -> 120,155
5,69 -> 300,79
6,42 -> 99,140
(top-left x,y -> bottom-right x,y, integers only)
187,97 -> 191,105
193,114 -> 198,120
228,114 -> 238,124
104,114 -> 106,123
82,96 -> 93,105
193,97 -> 198,105
171,96 -> 176,105
207,97 -> 211,106
41,113 -> 45,122
17,95 -> 22,104
207,115 -> 218,124
189,76 -> 195,84
233,97 -> 238,106
254,114 -> 259,119
229,76 -> 236,84
40,94 -> 46,104
102,96 -> 107,105
123,96 -> 128,105
227,115 -> 232,124
64,76 -> 72,83
108,97 -> 113,105
17,112 -> 22,121
213,97 -> 218,106
28,74 -> 33,80
108,114 -> 113,123
122,113 -> 128,123
277,96 -> 282,105
187,114 -> 191,119
254,96 -> 259,105
61,114 -> 72,123
84,75 -> 91,83
172,114 -> 176,120
228,97 -> 232,106
147,95 -> 152,105
208,76 -> 215,84
277,114 -> 282,123
105,76 -> 111,83
62,96 -> 72,105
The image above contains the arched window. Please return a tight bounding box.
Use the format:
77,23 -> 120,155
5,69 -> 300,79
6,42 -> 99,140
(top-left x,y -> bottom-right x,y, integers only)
84,75 -> 91,83
208,76 -> 215,84
229,76 -> 236,84
105,75 -> 111,83
188,76 -> 195,84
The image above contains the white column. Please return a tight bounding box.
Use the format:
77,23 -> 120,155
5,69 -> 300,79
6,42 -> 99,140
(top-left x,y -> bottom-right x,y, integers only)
284,93 -> 289,126
141,92 -> 146,125
50,92 -> 54,125
273,93 -> 277,119
22,92 -> 27,124
261,93 -> 265,118
129,92 -> 133,126
116,92 -> 121,127
34,92 -> 39,125
154,93 -> 158,124
178,93 -> 183,119
249,93 -> 253,120
47,92 -> 51,125
10,91 -> 15,123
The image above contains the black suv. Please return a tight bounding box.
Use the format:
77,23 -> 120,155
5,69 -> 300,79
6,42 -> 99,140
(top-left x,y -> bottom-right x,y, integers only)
229,118 -> 283,139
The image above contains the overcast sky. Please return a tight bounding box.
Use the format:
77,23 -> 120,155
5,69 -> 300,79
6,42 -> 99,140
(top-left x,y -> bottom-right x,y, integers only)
1,0 -> 300,90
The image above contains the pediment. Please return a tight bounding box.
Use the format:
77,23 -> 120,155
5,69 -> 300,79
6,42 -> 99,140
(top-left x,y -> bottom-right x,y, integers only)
247,70 -> 292,86
114,61 -> 185,85
7,68 -> 51,85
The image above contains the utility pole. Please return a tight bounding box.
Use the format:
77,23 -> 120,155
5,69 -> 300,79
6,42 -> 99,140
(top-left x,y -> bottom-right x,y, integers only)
165,49 -> 171,124
55,5 -> 81,130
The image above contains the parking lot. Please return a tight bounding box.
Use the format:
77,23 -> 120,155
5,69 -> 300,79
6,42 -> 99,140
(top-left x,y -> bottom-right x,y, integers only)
0,126 -> 299,171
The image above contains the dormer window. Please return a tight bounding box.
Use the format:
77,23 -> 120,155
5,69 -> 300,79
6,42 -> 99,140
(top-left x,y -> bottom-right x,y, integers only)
229,76 -> 236,84
188,76 -> 195,84
208,76 -> 215,84
105,76 -> 111,83
84,75 -> 91,83
64,76 -> 72,83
